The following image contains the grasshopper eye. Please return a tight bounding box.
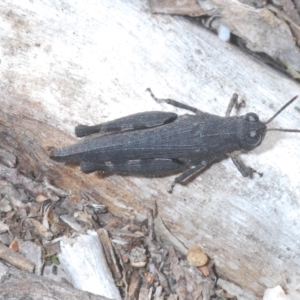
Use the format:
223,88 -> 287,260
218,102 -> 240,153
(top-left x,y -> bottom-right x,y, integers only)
246,129 -> 262,146
244,113 -> 259,122
246,130 -> 262,146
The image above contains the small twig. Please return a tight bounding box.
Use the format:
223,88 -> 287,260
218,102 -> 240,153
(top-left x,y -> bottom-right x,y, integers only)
0,242 -> 35,272
147,209 -> 154,241
97,228 -> 122,281
43,177 -> 70,197
114,246 -> 129,299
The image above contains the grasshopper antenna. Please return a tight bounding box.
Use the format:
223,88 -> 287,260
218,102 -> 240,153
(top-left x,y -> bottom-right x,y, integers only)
265,95 -> 300,133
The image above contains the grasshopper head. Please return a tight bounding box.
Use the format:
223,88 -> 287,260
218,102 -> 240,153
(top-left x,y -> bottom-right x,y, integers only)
239,113 -> 267,151
239,95 -> 300,151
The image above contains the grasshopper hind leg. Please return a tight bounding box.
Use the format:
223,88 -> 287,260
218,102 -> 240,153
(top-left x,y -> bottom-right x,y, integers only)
169,160 -> 209,193
80,158 -> 186,176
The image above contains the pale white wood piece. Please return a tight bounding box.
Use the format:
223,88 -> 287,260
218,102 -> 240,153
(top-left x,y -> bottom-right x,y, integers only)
58,230 -> 121,299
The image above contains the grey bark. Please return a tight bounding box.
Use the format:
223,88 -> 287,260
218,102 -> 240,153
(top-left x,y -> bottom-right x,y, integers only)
0,0 -> 299,298
0,262 -> 112,300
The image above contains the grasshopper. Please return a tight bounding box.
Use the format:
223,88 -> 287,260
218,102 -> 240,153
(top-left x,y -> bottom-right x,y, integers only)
50,89 -> 299,192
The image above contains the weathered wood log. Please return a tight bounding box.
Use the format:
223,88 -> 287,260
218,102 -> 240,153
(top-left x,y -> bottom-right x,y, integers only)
0,0 -> 300,298
0,262 -> 112,300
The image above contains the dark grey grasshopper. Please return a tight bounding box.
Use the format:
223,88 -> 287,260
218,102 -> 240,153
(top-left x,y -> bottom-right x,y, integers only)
50,89 -> 299,192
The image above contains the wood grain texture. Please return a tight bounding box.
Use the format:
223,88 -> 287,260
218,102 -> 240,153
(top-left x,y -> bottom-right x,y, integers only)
0,262 -> 112,300
0,0 -> 299,298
